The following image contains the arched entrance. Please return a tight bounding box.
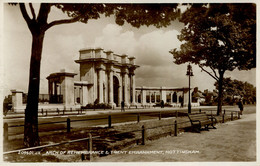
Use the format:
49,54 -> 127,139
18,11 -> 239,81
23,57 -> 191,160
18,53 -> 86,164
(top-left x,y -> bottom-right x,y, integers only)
113,76 -> 119,106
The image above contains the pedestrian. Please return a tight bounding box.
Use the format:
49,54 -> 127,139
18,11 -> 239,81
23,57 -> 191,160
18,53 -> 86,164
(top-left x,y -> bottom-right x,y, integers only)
237,98 -> 244,115
121,100 -> 125,112
161,100 -> 164,108
94,99 -> 98,110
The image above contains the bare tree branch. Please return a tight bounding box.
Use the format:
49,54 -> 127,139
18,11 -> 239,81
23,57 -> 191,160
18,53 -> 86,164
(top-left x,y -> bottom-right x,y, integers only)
210,66 -> 219,79
29,3 -> 36,20
19,3 -> 32,25
199,65 -> 219,81
44,17 -> 81,31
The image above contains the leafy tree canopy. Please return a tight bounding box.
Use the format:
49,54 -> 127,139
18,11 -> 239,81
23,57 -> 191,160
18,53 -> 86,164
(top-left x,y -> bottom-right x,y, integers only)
170,3 -> 256,81
16,3 -> 180,34
214,77 -> 256,104
170,3 -> 256,115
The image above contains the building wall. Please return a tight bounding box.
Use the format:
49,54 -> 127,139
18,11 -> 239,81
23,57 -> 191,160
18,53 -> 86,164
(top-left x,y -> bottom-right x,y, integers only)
45,48 -> 200,108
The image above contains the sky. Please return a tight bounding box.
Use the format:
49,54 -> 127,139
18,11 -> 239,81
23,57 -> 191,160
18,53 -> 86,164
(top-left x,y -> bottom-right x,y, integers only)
2,3 -> 256,96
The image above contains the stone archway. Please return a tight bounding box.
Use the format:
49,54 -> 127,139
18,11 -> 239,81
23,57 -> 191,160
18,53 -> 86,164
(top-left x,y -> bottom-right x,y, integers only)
113,76 -> 120,106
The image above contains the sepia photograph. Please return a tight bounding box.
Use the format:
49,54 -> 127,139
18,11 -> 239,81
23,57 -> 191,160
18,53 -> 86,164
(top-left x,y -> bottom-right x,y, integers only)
1,1 -> 258,165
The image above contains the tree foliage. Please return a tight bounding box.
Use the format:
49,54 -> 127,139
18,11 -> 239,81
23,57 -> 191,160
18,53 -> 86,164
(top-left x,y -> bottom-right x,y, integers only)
214,77 -> 256,105
170,3 -> 256,115
171,3 -> 255,75
12,3 -> 180,147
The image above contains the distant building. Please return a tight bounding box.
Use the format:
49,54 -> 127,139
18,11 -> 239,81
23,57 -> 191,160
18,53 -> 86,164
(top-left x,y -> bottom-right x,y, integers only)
11,47 -> 199,112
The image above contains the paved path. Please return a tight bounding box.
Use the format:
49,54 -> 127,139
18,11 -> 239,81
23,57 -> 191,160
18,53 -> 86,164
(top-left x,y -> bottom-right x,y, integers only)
93,109 -> 256,162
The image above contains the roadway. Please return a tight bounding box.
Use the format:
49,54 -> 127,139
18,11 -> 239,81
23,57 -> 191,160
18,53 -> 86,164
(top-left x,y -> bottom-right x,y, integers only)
4,106 -> 238,140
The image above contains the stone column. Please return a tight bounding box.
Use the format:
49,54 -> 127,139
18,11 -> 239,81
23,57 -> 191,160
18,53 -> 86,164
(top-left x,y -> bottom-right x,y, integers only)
123,72 -> 129,106
177,92 -> 179,103
109,70 -> 114,106
141,87 -> 146,105
74,87 -> 77,103
135,92 -> 138,103
132,74 -> 136,105
11,89 -> 23,110
118,79 -> 122,106
128,74 -> 131,104
79,87 -> 82,104
160,87 -> 166,103
82,86 -> 88,106
154,92 -> 157,103
183,90 -> 189,106
149,92 -> 152,104
98,69 -> 104,103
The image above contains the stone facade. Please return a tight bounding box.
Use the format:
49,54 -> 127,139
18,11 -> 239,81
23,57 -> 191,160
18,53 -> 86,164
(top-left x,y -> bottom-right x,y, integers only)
44,47 -> 199,108
10,48 -> 199,111
74,48 -> 139,107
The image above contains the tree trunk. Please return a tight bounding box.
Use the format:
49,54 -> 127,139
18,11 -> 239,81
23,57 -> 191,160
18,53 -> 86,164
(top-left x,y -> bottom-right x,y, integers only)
24,32 -> 45,147
217,71 -> 224,116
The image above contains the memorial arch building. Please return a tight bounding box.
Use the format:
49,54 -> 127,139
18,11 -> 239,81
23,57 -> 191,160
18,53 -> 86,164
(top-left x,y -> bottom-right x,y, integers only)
46,48 -> 198,108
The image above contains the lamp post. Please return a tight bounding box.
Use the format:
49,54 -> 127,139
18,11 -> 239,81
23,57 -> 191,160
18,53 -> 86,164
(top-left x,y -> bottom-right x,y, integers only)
186,63 -> 194,113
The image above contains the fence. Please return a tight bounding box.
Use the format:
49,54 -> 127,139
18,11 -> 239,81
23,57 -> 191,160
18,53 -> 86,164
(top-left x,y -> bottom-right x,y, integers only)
3,109 -> 241,161
3,109 -> 240,141
4,104 -> 183,118
3,117 -> 184,161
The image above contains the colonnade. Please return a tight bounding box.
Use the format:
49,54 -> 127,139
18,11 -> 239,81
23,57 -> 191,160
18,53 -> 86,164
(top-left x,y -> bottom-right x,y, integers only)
135,87 -> 190,106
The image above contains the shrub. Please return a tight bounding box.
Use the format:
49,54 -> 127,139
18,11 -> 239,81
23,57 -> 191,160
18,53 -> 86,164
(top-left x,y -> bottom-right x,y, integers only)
82,103 -> 112,109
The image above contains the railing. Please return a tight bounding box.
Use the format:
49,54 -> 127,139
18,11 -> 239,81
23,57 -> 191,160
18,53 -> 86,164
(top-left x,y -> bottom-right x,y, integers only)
3,109 -> 240,141
3,108 -> 241,161
3,116 -> 187,161
4,110 -> 182,140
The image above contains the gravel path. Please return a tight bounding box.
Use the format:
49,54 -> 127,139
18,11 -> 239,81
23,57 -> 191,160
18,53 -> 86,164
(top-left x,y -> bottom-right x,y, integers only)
93,107 -> 256,162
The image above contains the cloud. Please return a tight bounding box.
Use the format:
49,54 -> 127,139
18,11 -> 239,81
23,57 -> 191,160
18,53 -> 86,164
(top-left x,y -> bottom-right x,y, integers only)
95,24 -> 137,55
94,24 -> 187,88
4,5 -> 256,97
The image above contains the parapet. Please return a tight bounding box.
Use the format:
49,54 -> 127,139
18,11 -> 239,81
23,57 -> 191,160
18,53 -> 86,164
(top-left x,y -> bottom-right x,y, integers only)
77,47 -> 137,66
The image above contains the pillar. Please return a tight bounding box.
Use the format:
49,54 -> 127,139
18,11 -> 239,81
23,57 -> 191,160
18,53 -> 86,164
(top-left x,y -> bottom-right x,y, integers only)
82,86 -> 88,106
109,70 -> 114,106
98,69 -> 103,103
131,74 -> 136,105
141,88 -> 146,105
177,92 -> 179,103
149,92 -> 152,104
123,72 -> 129,106
135,92 -> 138,103
61,75 -> 76,106
118,75 -> 122,105
160,87 -> 166,103
79,87 -> 82,104
11,89 -> 23,110
183,90 -> 189,106
74,87 -> 77,103
154,92 -> 156,103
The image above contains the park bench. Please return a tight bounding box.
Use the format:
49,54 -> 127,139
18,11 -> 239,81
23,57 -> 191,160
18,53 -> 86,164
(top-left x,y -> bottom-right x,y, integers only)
187,112 -> 217,133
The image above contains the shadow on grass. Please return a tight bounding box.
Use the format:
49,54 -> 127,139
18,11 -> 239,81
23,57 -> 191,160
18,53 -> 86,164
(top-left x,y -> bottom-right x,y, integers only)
3,126 -> 137,162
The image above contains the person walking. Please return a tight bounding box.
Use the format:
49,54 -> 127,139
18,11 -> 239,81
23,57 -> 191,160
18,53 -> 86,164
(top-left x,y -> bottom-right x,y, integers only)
237,98 -> 244,115
161,100 -> 164,108
121,100 -> 125,112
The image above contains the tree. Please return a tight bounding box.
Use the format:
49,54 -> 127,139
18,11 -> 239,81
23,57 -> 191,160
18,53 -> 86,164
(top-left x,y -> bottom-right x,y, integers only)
13,3 -> 180,147
214,77 -> 256,105
170,4 -> 256,115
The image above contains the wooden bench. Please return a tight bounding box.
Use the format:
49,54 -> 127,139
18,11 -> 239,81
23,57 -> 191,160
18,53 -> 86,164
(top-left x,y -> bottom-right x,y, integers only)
188,112 -> 217,133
